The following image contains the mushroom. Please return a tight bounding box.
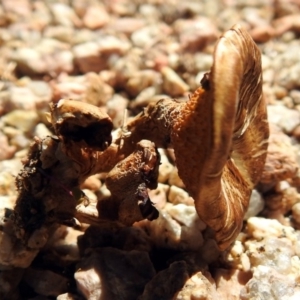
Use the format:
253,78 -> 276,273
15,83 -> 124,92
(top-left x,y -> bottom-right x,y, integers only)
11,25 -> 268,256
176,24 -> 269,250
124,24 -> 269,250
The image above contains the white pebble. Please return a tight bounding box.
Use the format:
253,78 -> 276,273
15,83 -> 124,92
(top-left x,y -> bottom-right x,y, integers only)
168,185 -> 191,205
292,202 -> 300,223
167,204 -> 205,230
268,104 -> 300,133
161,66 -> 189,97
247,217 -> 296,241
244,190 -> 264,220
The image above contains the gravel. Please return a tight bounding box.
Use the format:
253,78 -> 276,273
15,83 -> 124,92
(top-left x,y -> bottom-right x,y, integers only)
1,0 -> 300,299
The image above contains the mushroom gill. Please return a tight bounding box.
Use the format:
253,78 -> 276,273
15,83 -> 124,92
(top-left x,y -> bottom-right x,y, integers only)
171,24 -> 269,250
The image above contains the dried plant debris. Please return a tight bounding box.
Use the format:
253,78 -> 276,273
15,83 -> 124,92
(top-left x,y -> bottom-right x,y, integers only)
11,101 -> 159,243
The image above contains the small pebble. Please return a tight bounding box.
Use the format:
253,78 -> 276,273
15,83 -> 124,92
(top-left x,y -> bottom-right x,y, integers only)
148,183 -> 169,209
2,110 -> 39,133
168,185 -> 194,206
34,123 -> 52,139
244,190 -> 264,220
83,5 -> 110,30
161,66 -> 189,97
292,202 -> 300,224
267,104 -> 300,133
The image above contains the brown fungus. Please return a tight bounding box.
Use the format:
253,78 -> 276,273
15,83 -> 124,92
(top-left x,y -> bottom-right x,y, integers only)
189,24 -> 269,250
9,25 -> 268,267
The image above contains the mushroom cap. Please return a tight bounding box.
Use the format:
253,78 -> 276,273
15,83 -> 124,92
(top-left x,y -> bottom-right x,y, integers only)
51,99 -> 113,151
171,24 -> 269,250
